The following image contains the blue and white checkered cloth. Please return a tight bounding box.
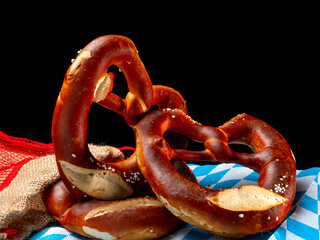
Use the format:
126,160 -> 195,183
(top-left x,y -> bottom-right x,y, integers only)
30,164 -> 320,240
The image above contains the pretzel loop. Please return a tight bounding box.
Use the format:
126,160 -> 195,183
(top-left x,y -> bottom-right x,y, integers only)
135,109 -> 296,238
52,35 -> 154,200
52,35 -> 190,201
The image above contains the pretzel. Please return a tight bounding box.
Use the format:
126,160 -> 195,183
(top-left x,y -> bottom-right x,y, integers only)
42,180 -> 182,240
42,156 -> 197,239
135,109 -> 296,238
52,35 -> 188,200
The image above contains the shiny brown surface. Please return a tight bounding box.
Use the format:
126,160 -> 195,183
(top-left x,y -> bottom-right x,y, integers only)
42,181 -> 181,240
135,109 -> 296,238
50,35 -> 296,239
52,36 -> 188,201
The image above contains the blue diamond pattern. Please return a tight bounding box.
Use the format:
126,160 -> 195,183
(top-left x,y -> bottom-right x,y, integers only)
31,165 -> 320,240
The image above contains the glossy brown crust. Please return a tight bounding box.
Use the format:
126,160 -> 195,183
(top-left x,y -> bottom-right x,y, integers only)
52,35 -> 188,200
52,35 -> 152,200
51,34 -> 296,238
135,109 -> 296,238
42,181 -> 182,240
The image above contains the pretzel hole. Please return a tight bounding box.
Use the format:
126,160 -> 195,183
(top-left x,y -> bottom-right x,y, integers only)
228,143 -> 253,153
186,138 -> 206,151
107,65 -> 129,99
87,104 -> 135,147
163,132 -> 189,150
145,104 -> 160,114
118,146 -> 136,158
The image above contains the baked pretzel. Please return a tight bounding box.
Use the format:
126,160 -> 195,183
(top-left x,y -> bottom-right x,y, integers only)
135,109 -> 296,238
42,180 -> 181,240
52,35 -> 188,200
42,152 -> 197,240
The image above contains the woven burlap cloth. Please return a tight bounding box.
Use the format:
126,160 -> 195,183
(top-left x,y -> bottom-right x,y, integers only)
0,131 -> 124,240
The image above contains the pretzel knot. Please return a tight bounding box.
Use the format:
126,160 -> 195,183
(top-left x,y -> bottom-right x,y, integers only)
135,109 -> 296,238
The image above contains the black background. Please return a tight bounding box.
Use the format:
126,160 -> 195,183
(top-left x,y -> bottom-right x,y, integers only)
0,6 -> 317,169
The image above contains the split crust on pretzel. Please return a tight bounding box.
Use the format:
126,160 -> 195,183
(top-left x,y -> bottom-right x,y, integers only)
51,34 -> 296,239
42,181 -> 182,240
135,109 -> 296,238
52,35 -> 188,201
42,157 -> 197,239
52,35 -> 152,200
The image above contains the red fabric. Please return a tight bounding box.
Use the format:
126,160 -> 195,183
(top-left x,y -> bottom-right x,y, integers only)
0,131 -> 54,191
0,131 -> 135,192
0,228 -> 18,240
118,146 -> 136,152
